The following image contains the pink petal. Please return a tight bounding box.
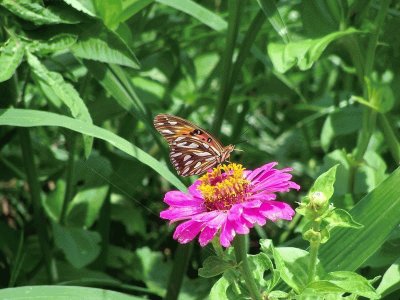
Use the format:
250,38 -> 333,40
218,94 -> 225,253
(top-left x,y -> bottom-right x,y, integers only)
164,191 -> 203,206
160,206 -> 205,223
220,219 -> 235,247
173,220 -> 204,244
188,180 -> 203,198
259,201 -> 295,221
242,208 -> 267,226
245,162 -> 278,181
199,226 -> 218,247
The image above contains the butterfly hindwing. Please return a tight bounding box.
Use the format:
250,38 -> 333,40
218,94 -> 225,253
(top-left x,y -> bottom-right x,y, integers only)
154,114 -> 233,176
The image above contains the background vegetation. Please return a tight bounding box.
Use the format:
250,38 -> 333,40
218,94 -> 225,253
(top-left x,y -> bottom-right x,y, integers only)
0,0 -> 399,299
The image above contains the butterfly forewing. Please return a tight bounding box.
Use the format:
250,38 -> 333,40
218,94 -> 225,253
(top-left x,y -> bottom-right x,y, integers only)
154,114 -> 233,176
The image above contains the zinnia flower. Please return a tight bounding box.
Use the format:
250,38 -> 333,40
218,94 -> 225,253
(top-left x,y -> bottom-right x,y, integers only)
160,162 -> 300,247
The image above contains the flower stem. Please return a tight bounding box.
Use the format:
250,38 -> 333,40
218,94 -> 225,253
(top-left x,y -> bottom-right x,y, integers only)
307,221 -> 321,283
233,235 -> 262,300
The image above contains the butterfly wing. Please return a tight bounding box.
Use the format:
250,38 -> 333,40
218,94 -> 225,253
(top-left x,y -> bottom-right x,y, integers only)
154,114 -> 226,176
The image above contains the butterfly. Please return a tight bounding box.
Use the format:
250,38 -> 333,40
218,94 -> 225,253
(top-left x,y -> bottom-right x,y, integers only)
154,114 -> 235,176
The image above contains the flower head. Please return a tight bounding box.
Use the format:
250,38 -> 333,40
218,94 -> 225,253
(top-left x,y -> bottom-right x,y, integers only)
160,162 -> 300,247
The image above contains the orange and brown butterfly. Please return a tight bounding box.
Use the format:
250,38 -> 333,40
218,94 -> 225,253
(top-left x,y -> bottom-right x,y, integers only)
153,114 -> 235,176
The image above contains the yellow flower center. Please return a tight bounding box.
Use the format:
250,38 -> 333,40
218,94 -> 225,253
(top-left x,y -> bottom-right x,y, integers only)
198,163 -> 251,211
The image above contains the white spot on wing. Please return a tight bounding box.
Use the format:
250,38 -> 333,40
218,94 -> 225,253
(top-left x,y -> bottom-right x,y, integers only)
194,152 -> 210,156
194,162 -> 201,168
183,155 -> 191,161
171,152 -> 182,157
204,144 -> 210,149
185,160 -> 194,166
182,167 -> 190,175
175,136 -> 185,142
206,157 -> 215,161
162,129 -> 173,134
188,143 -> 199,148
168,121 -> 178,125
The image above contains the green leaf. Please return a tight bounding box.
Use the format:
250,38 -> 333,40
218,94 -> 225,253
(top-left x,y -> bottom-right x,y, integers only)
377,258 -> 400,297
0,0 -> 80,25
320,107 -> 363,152
324,208 -> 363,230
0,108 -> 186,191
27,33 -> 78,55
66,155 -> 112,227
248,253 -> 274,290
324,271 -> 379,299
0,36 -> 24,82
210,276 -> 230,300
0,286 -> 142,299
257,0 -> 290,43
319,167 -> 400,272
93,0 -> 123,29
42,179 -> 66,222
52,222 -> 101,268
198,256 -> 235,278
156,0 -> 227,32
119,0 -> 154,23
63,0 -> 96,17
26,52 -> 94,158
309,165 -> 338,202
72,22 -> 140,69
366,77 -> 395,113
111,200 -> 146,236
268,27 -> 360,73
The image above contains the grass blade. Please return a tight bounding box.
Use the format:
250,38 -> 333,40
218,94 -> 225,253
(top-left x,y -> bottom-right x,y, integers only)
0,108 -> 186,191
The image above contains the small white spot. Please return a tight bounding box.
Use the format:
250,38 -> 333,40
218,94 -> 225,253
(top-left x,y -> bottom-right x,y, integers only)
194,152 -> 210,156
175,136 -> 185,142
182,167 -> 190,175
185,160 -> 194,166
171,152 -> 182,157
194,162 -> 201,168
206,157 -> 215,161
177,142 -> 187,147
188,143 -> 199,148
156,122 -> 164,126
204,144 -> 210,149
183,155 -> 191,161
168,121 -> 178,125
162,129 -> 173,134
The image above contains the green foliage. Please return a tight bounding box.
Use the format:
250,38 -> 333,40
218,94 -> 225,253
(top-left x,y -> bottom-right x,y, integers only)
1,0 -> 400,299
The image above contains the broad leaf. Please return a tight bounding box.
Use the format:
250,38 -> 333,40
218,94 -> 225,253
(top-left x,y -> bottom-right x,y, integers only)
52,223 -> 101,268
0,286 -> 142,299
268,27 -> 360,73
72,22 -> 140,69
319,167 -> 400,271
377,258 -> 400,297
26,52 -> 94,157
0,0 -> 81,25
198,256 -> 235,278
0,36 -> 24,82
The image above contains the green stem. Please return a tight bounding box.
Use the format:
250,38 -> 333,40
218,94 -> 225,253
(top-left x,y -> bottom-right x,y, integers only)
165,243 -> 193,300
212,0 -> 243,134
378,114 -> 400,163
307,221 -> 321,283
19,128 -> 58,283
233,235 -> 262,300
349,0 -> 390,193
59,132 -> 77,224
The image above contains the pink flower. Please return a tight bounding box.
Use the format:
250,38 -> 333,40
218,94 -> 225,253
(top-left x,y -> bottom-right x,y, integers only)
160,163 -> 300,247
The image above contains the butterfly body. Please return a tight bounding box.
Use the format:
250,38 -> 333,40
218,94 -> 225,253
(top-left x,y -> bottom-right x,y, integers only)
154,114 -> 234,176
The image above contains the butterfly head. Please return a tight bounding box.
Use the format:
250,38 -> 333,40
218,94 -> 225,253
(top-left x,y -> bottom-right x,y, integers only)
221,144 -> 235,162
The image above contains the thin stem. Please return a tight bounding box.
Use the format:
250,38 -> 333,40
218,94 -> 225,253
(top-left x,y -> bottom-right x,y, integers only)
307,221 -> 321,283
233,235 -> 262,300
19,128 -> 58,283
348,0 -> 390,193
212,0 -> 243,134
59,132 -> 77,224
165,243 -> 193,300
